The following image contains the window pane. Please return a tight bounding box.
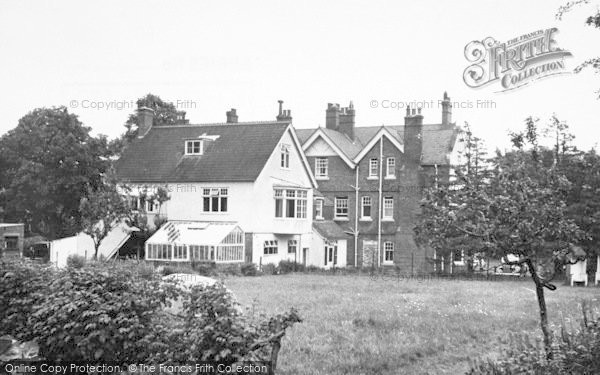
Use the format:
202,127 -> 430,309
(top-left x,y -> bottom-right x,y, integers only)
286,199 -> 295,218
212,197 -> 219,212
220,197 -> 227,212
203,197 -> 210,212
275,199 -> 283,217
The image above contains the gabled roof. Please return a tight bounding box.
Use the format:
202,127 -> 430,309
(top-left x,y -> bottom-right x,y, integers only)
301,128 -> 357,167
116,122 -> 289,183
298,123 -> 458,166
352,126 -> 404,163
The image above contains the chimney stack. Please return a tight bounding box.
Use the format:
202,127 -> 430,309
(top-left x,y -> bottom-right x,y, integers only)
441,91 -> 452,126
175,111 -> 189,125
339,101 -> 355,140
226,108 -> 238,123
326,103 -> 340,131
276,100 -> 292,122
404,105 -> 424,163
137,106 -> 155,138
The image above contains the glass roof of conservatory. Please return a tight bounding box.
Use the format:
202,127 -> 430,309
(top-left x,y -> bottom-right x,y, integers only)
146,222 -> 243,246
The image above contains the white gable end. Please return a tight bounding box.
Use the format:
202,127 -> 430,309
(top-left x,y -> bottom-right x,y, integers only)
305,137 -> 338,157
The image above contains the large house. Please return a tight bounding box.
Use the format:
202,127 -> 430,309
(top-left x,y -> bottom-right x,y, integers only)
296,93 -> 461,272
115,104 -> 339,267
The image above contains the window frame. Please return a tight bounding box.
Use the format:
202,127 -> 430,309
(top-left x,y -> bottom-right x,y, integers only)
361,196 -> 372,219
185,140 -> 204,155
315,198 -> 324,220
280,144 -> 290,169
334,197 -> 349,219
146,199 -> 158,213
369,158 -> 378,178
274,189 -> 308,219
263,240 -> 278,255
384,241 -> 394,264
315,157 -> 329,179
202,188 -> 229,213
288,239 -> 297,254
383,196 -> 394,220
386,157 -> 396,178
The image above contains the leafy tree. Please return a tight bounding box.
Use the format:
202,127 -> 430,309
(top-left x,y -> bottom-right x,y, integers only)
416,120 -> 586,358
0,107 -> 111,239
557,1 -> 600,97
79,177 -> 130,260
427,122 -> 491,271
561,149 -> 600,259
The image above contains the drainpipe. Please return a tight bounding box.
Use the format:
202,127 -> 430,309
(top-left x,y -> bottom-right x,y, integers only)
378,138 -> 383,268
354,165 -> 359,267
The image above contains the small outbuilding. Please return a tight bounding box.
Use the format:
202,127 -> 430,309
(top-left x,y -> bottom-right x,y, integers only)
0,223 -> 24,258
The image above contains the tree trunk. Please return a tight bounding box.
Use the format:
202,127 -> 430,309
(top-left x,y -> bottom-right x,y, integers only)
526,259 -> 553,360
269,338 -> 281,375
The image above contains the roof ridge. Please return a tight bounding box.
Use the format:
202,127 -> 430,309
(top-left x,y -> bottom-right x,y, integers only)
154,121 -> 290,128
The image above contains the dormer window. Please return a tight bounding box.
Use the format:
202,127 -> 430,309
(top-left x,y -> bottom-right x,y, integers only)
185,140 -> 203,155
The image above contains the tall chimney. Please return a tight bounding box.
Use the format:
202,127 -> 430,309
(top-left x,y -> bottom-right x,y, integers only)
137,106 -> 155,138
276,100 -> 292,122
404,105 -> 424,163
339,101 -> 355,140
326,103 -> 340,131
226,108 -> 238,123
441,91 -> 452,126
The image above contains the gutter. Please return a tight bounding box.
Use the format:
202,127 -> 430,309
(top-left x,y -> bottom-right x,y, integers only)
354,165 -> 359,267
377,138 -> 383,268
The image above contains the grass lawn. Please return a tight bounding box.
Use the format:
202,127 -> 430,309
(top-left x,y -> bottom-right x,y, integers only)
223,273 -> 599,375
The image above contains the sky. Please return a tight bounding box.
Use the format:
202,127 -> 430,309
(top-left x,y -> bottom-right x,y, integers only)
1,0 -> 599,152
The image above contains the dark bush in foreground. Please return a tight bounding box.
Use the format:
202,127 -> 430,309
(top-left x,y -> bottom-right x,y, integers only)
0,259 -> 301,367
468,302 -> 600,375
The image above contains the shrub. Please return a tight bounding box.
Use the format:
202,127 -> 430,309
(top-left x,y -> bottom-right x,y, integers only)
261,263 -> 277,275
468,301 -> 600,375
66,254 -> 86,269
0,259 -> 301,369
219,263 -> 242,276
190,260 -> 217,276
278,260 -> 304,274
24,262 -> 179,362
241,262 -> 258,276
305,265 -> 322,273
0,259 -> 53,339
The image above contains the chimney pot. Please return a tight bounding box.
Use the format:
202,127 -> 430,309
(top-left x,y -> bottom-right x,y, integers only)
276,101 -> 292,122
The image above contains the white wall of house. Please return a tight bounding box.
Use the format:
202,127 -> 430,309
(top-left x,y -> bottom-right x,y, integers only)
252,128 -> 314,235
126,128 -> 314,237
305,137 -> 339,157
309,233 -> 347,269
160,181 -> 254,225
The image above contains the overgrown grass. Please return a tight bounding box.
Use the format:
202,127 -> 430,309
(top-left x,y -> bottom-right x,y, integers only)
224,274 -> 598,375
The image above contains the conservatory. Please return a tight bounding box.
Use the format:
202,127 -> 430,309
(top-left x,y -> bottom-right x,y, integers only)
145,221 -> 244,263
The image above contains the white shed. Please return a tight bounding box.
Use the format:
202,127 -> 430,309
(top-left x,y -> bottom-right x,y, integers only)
49,221 -> 138,267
